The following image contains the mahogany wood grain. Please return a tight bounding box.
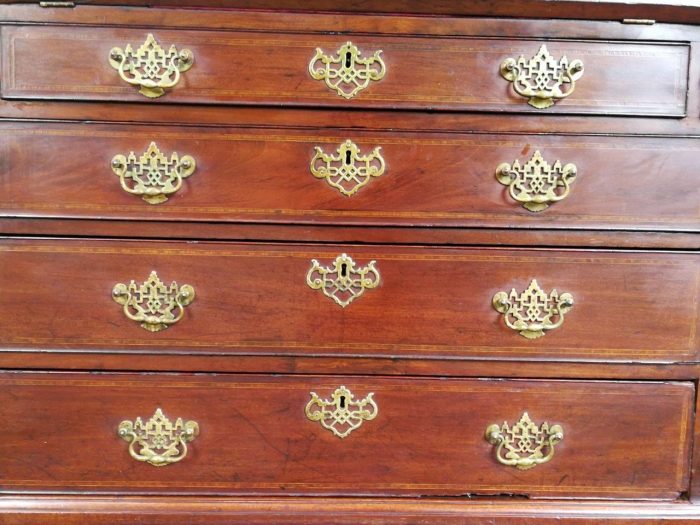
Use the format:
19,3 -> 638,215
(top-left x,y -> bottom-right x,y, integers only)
0,238 -> 697,362
2,4 -> 699,41
0,352 -> 699,380
1,219 -> 699,249
1,122 -> 698,232
2,25 -> 689,116
0,372 -> 693,498
2,497 -> 700,524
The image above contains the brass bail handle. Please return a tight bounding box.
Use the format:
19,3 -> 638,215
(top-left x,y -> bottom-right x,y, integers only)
112,271 -> 195,332
111,142 -> 196,205
109,33 -> 194,98
496,151 -> 577,212
118,408 -> 199,467
492,279 -> 574,339
500,44 -> 583,109
485,412 -> 564,470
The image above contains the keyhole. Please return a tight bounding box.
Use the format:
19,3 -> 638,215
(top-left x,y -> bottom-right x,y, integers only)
339,396 -> 346,408
345,51 -> 352,68
340,263 -> 348,277
345,150 -> 352,165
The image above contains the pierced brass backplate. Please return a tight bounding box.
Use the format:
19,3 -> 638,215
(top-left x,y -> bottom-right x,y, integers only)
310,140 -> 386,196
500,44 -> 583,109
109,33 -> 193,98
111,142 -> 196,204
118,408 -> 199,467
496,151 -> 577,212
305,386 -> 378,439
309,41 -> 386,99
112,271 -> 195,332
485,412 -> 563,470
306,253 -> 380,308
492,280 -> 574,339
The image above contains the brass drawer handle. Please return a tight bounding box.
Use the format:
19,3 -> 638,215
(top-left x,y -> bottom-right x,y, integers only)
112,271 -> 195,332
305,386 -> 378,439
500,44 -> 583,109
496,151 -> 577,212
109,33 -> 193,99
111,142 -> 196,205
492,279 -> 574,339
118,408 -> 199,467
309,41 -> 386,99
307,253 -> 380,308
485,412 -> 563,470
310,140 -> 386,196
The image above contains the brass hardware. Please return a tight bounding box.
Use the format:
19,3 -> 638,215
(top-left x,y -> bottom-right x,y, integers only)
305,385 -> 378,438
492,280 -> 574,339
111,142 -> 196,205
39,1 -> 75,6
109,34 -> 193,99
118,408 -> 199,467
112,271 -> 195,332
307,253 -> 380,308
310,140 -> 386,196
309,41 -> 386,99
500,44 -> 584,109
485,412 -> 563,470
496,150 -> 577,212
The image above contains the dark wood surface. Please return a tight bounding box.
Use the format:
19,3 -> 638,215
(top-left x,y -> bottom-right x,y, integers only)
0,238 -> 697,362
3,0 -> 700,26
0,1 -> 699,518
1,122 -> 697,232
2,4 -> 700,40
2,25 -> 689,116
2,219 -> 699,249
0,372 -> 692,498
2,497 -> 700,525
2,352 -> 700,379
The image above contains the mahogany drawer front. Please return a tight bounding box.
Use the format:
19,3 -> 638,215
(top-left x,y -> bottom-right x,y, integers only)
0,123 -> 698,232
1,25 -> 688,117
0,239 -> 697,362
0,372 -> 692,498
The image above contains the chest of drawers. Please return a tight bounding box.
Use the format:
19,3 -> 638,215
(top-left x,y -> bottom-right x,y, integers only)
0,1 -> 698,523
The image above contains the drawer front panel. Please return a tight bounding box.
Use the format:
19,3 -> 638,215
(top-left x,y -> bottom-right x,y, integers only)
1,26 -> 688,116
0,239 -> 697,362
0,373 -> 692,498
0,123 -> 698,231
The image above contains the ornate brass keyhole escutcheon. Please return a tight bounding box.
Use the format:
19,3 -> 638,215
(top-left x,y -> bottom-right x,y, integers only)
310,140 -> 386,196
109,33 -> 194,98
112,271 -> 195,332
111,142 -> 196,204
305,386 -> 378,438
118,408 -> 199,466
500,44 -> 583,109
309,41 -> 386,99
492,280 -> 574,339
306,253 -> 380,308
496,151 -> 577,212
485,412 -> 563,470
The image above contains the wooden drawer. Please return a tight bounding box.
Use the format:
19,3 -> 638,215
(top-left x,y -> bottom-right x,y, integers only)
0,372 -> 692,499
0,239 -> 697,362
0,123 -> 698,232
1,25 -> 688,116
